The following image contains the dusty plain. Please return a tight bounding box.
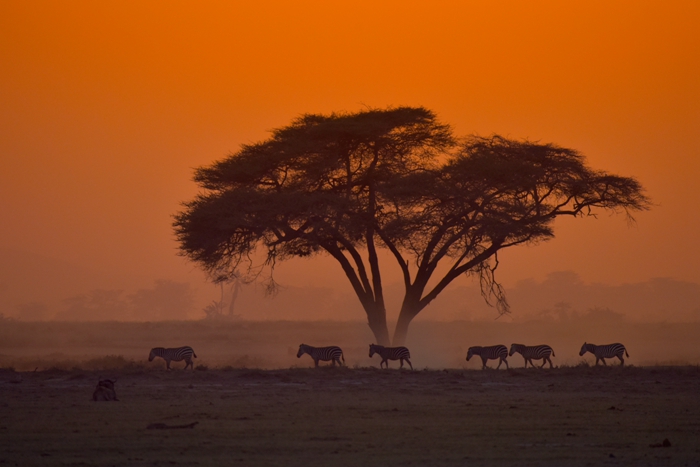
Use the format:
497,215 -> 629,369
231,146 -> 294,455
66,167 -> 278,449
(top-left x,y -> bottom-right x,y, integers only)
2,320 -> 700,466
1,365 -> 700,467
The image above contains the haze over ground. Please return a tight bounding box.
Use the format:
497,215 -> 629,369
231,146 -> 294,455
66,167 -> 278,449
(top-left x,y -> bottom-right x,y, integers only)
1,2 -> 699,324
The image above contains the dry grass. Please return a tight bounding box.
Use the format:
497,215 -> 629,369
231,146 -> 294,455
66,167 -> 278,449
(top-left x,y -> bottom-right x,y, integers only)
1,365 -> 699,466
2,321 -> 700,465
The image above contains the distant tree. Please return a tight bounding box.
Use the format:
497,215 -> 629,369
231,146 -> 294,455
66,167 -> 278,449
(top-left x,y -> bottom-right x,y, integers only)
55,289 -> 128,321
582,306 -> 625,323
16,301 -> 49,321
130,280 -> 195,321
174,107 -> 650,345
202,278 -> 242,321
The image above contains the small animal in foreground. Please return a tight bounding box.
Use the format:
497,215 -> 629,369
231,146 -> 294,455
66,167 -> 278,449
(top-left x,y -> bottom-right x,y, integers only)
92,379 -> 118,401
466,345 -> 509,369
579,342 -> 629,366
509,344 -> 555,368
148,346 -> 197,370
297,344 -> 345,367
369,344 -> 413,370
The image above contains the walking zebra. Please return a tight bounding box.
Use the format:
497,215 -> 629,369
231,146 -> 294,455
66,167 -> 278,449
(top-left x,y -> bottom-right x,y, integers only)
369,344 -> 413,370
148,346 -> 197,370
466,345 -> 509,369
579,342 -> 629,366
297,344 -> 345,367
509,344 -> 555,368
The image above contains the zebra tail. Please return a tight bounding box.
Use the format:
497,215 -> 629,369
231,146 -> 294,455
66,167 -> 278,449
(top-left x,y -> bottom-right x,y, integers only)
341,352 -> 345,363
551,350 -> 556,357
625,349 -> 629,357
193,351 -> 198,358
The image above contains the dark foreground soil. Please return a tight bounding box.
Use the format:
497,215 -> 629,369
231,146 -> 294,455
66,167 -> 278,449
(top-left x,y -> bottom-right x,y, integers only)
1,365 -> 699,467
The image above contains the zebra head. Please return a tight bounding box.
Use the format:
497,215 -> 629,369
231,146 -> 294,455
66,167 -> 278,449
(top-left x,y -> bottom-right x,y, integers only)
369,344 -> 382,358
466,346 -> 478,361
148,348 -> 161,362
579,342 -> 589,356
297,344 -> 308,358
509,344 -> 522,356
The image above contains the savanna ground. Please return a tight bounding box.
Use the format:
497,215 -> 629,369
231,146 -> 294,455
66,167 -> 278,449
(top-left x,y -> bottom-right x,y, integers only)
1,321 -> 700,466
1,366 -> 700,467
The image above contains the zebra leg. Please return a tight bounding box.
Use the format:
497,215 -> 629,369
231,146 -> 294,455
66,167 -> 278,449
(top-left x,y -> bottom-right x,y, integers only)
495,358 -> 502,370
601,358 -> 607,366
166,359 -> 172,370
503,358 -> 509,369
618,355 -> 624,366
481,356 -> 488,369
314,359 -> 319,368
405,358 -> 413,370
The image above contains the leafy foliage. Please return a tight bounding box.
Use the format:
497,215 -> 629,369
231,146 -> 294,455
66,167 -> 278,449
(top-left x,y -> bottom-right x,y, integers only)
174,107 -> 649,344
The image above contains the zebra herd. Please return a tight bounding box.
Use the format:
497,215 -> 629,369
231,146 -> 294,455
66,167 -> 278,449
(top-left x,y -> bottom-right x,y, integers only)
295,344 -> 413,369
467,342 -> 629,369
467,344 -> 555,369
147,342 -> 629,370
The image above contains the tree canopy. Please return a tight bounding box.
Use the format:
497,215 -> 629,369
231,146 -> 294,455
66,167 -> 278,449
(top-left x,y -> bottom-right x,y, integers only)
174,107 -> 649,345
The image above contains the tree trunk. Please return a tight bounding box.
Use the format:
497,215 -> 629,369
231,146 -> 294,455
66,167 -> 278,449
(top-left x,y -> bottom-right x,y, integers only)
392,301 -> 422,346
366,304 -> 391,345
226,280 -> 241,318
392,313 -> 412,347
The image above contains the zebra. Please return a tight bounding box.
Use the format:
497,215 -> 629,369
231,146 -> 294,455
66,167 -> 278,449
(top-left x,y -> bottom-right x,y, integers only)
297,344 -> 345,367
466,345 -> 509,369
579,342 -> 629,366
509,344 -> 555,368
369,344 -> 413,370
148,346 -> 197,370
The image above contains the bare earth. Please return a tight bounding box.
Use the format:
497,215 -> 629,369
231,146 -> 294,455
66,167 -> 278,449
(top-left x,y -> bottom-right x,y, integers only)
1,365 -> 699,467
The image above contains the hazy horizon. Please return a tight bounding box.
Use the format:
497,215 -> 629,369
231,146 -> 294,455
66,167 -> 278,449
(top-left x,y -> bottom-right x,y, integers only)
2,245 -> 698,325
2,2 -> 699,331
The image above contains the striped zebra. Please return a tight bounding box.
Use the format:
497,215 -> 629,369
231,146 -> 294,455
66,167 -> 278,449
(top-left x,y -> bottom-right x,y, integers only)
509,344 -> 555,368
148,346 -> 197,370
297,344 -> 345,367
579,342 -> 629,366
369,344 -> 413,370
466,345 -> 509,369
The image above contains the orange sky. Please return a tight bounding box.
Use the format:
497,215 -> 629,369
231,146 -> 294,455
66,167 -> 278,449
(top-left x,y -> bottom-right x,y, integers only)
1,1 -> 699,303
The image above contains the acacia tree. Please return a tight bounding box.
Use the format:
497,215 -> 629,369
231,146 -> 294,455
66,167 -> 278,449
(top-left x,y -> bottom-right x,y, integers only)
174,107 -> 649,345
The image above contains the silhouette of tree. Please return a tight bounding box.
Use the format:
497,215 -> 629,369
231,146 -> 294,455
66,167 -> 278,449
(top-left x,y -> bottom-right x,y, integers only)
16,301 -> 49,321
130,280 -> 195,320
203,279 -> 242,321
174,107 -> 650,345
55,289 -> 128,321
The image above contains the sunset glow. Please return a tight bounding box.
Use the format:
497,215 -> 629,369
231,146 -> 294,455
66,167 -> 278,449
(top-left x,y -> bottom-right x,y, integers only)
1,1 -> 698,320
